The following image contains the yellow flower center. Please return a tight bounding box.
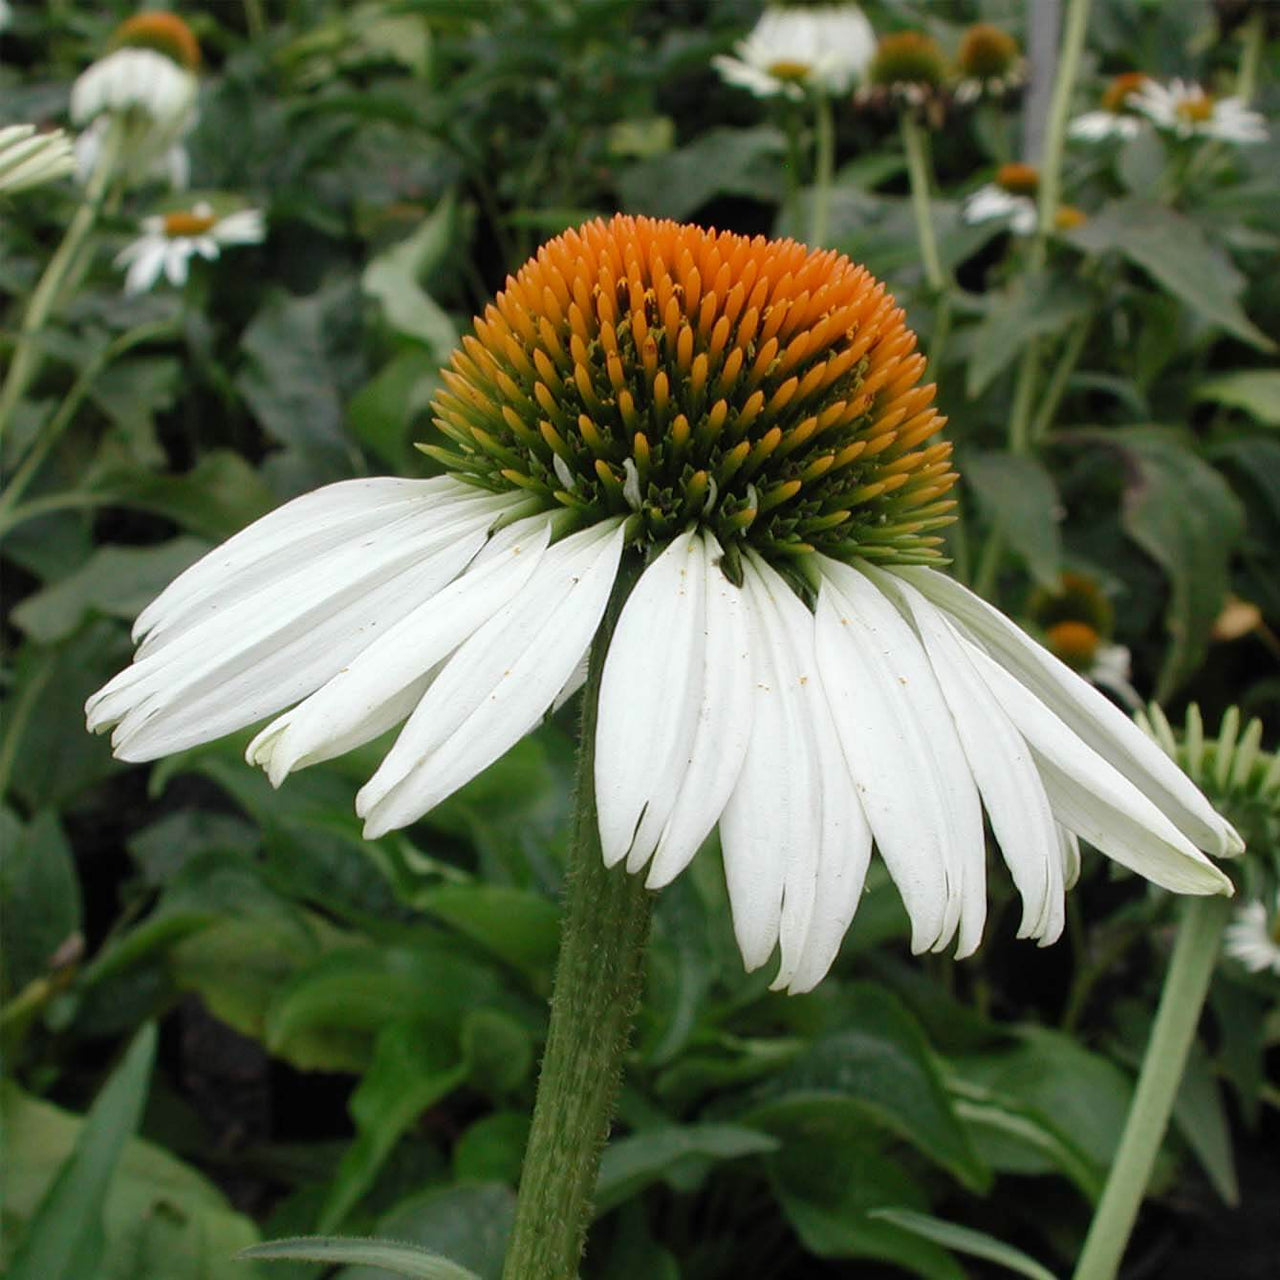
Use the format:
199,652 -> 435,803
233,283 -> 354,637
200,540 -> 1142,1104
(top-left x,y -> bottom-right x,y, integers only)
995,162 -> 1039,196
111,11 -> 202,71
429,216 -> 957,569
1100,71 -> 1148,114
766,59 -> 814,84
1046,620 -> 1101,671
163,210 -> 217,238
1176,92 -> 1215,124
956,24 -> 1020,79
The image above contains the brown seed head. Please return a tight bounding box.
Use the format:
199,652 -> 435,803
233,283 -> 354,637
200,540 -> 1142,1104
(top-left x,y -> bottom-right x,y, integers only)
956,24 -> 1020,79
111,11 -> 201,70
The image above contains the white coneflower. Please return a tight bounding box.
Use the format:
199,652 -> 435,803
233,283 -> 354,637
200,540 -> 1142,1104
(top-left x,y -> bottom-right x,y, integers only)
962,162 -> 1039,235
0,124 -> 77,195
88,217 -> 1238,993
70,11 -> 200,188
857,29 -> 951,117
1131,78 -> 1267,143
1068,71 -> 1150,142
713,4 -> 876,100
953,23 -> 1025,106
1223,899 -> 1280,974
115,202 -> 265,295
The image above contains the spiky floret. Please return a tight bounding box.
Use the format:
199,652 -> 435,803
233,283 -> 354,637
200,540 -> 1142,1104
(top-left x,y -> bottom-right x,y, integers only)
110,11 -> 201,70
427,217 -> 957,572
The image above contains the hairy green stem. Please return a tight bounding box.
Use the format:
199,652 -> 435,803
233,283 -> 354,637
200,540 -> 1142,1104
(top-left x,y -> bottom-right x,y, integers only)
1035,0 -> 1092,246
1073,895 -> 1232,1280
1236,11 -> 1265,105
899,111 -> 945,292
809,93 -> 835,247
502,561 -> 652,1280
0,125 -> 121,446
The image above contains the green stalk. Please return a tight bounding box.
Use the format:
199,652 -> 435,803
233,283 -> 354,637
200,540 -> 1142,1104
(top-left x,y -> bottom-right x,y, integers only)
0,123 -> 122,446
502,560 -> 653,1280
1073,895 -> 1232,1280
809,93 -> 835,248
899,111 -> 945,293
1235,10 -> 1265,105
1028,316 -> 1091,445
1035,0 -> 1092,247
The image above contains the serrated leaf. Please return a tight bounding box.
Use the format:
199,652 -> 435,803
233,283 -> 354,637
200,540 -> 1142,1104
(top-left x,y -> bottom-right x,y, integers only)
868,1209 -> 1057,1280
1067,200 -> 1274,351
961,451 -> 1063,589
239,1236 -> 479,1279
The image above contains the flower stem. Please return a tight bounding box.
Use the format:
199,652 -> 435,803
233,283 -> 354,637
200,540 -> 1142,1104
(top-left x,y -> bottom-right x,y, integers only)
899,111 -> 945,293
1035,0 -> 1092,246
1236,11 -> 1265,105
1072,895 -> 1232,1280
502,560 -> 653,1280
809,93 -> 835,247
0,124 -> 121,447
1028,316 -> 1091,446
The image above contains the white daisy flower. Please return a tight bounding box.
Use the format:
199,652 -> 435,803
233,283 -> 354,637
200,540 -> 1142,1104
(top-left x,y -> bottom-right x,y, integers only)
115,202 -> 265,295
713,4 -> 876,101
70,12 -> 200,188
962,163 -> 1044,236
1131,78 -> 1267,144
1068,71 -> 1150,143
87,217 -> 1238,993
0,124 -> 76,195
1223,899 -> 1280,975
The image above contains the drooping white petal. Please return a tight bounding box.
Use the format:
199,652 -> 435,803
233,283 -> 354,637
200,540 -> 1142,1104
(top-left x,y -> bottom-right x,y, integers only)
963,642 -> 1232,895
132,476 -> 492,647
898,565 -> 1241,856
815,561 -> 985,955
1057,825 -> 1081,890
246,514 -> 555,784
719,555 -> 818,973
356,520 -> 626,838
644,533 -> 753,890
874,568 -> 1064,944
594,532 -> 706,870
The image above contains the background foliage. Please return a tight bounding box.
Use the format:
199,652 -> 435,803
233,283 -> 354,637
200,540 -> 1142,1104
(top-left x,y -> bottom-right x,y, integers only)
2,1 -> 1278,1277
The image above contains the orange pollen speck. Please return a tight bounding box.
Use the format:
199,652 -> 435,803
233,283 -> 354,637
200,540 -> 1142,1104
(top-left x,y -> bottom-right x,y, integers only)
428,215 -> 956,565
1176,91 -> 1215,123
996,162 -> 1039,195
163,210 -> 217,237
1101,71 -> 1148,113
1054,205 -> 1088,230
1046,620 -> 1100,669
113,11 -> 201,70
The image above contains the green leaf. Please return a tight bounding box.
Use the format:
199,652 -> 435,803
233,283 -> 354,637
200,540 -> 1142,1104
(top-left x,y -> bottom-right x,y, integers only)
868,1209 -> 1058,1280
11,538 -> 210,644
347,349 -> 441,469
319,1021 -> 469,1230
617,126 -> 785,221
240,1237 -> 478,1279
594,1124 -> 779,1217
1067,199 -> 1274,351
743,984 -> 989,1192
0,809 -> 81,998
1171,1037 -> 1238,1206
7,1024 -> 157,1280
2,1077 -> 260,1279
1086,427 -> 1246,696
418,885 -> 560,985
362,196 -> 460,356
962,451 -> 1063,589
966,278 -> 1092,398
452,1113 -> 529,1186
1194,370 -> 1280,425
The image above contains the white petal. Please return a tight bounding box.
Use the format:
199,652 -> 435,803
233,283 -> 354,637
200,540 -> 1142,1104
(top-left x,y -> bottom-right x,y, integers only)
898,566 -> 1240,856
246,514 -> 554,784
963,642 -> 1231,895
1057,825 -> 1081,890
644,533 -> 753,889
815,560 -> 985,956
357,520 -> 625,837
594,532 -> 706,870
874,568 -> 1064,944
719,555 -> 816,973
